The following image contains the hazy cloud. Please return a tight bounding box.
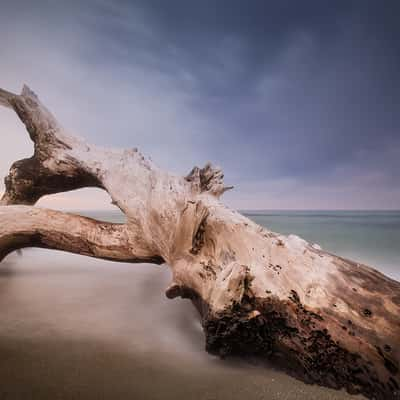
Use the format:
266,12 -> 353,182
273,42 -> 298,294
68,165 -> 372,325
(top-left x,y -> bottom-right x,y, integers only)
0,0 -> 399,209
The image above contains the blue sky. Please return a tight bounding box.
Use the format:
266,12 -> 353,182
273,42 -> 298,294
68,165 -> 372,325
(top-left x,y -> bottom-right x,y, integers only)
0,0 -> 399,209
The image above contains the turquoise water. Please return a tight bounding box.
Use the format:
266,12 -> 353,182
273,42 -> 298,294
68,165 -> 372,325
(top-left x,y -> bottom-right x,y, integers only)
244,210 -> 400,281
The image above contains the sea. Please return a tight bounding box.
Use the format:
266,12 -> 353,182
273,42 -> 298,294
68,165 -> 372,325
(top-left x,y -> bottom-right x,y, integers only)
0,210 -> 398,399
244,210 -> 400,281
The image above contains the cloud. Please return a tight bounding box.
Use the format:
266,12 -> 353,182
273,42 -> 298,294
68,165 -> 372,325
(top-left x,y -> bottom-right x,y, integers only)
0,0 -> 399,209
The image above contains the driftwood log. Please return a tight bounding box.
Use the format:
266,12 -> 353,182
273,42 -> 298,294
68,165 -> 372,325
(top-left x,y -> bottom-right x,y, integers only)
0,86 -> 399,399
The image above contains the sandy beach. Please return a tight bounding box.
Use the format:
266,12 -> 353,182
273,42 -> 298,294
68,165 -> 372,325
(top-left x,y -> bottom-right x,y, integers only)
0,249 -> 363,400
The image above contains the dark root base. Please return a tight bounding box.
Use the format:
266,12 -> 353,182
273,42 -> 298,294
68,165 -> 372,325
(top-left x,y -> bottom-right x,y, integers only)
203,295 -> 399,400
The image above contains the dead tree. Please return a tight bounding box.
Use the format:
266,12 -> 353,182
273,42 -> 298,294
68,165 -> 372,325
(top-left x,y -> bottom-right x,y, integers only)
0,85 -> 399,399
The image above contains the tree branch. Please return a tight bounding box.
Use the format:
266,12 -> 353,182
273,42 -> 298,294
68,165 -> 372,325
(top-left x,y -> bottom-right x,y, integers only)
0,86 -> 102,205
0,206 -> 163,264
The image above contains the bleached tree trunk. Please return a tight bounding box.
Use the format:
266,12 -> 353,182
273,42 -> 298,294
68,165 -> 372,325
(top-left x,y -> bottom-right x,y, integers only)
0,85 -> 399,400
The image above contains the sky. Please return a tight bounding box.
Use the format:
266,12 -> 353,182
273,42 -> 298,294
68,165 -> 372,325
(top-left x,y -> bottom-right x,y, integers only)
0,0 -> 399,210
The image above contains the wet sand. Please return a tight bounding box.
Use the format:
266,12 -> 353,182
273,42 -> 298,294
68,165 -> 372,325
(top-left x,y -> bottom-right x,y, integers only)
0,249 -> 363,400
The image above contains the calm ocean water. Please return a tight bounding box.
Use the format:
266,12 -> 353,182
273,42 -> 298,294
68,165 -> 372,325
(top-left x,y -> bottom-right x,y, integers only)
244,210 -> 400,281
